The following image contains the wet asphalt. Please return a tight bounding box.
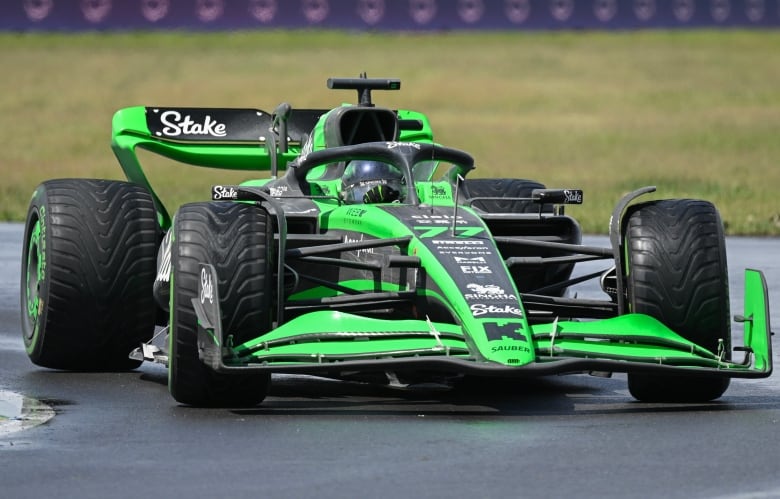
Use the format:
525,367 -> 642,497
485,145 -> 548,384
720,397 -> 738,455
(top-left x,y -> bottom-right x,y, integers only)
2,223 -> 780,499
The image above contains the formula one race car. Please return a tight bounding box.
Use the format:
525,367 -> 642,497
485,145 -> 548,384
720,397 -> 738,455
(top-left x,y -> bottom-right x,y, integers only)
20,76 -> 773,407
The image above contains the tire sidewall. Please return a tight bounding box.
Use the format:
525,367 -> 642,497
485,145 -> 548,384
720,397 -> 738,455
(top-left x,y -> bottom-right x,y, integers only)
20,186 -> 50,362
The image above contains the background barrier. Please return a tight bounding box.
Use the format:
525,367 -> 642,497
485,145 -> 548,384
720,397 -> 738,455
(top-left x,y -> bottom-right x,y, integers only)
2,0 -> 779,31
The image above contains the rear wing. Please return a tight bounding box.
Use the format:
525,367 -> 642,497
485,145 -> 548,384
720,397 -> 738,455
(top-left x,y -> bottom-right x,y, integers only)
111,105 -> 323,174
111,105 -> 327,227
111,104 -> 433,228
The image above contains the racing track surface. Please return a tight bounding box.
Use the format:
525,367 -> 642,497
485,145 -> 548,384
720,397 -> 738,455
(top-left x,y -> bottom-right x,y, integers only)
1,223 -> 780,499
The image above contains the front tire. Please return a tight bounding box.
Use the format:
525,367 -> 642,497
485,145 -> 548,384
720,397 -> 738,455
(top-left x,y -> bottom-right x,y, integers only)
20,179 -> 158,370
169,202 -> 272,407
623,199 -> 731,402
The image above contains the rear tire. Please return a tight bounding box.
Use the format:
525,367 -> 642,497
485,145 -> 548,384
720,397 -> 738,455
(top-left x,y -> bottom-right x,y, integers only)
462,178 -> 547,213
623,199 -> 731,402
169,202 -> 272,407
20,179 -> 158,370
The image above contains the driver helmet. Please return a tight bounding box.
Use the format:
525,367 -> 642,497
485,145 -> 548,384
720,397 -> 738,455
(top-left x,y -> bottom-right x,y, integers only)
341,160 -> 405,204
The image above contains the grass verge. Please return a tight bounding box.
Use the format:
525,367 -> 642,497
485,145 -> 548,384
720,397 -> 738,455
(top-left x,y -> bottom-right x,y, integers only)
1,30 -> 779,234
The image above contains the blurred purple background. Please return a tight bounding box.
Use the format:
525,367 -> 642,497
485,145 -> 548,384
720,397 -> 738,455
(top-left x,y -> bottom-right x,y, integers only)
2,0 -> 779,31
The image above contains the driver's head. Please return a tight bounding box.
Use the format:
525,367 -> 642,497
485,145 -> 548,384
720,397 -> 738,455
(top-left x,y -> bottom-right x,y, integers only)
341,160 -> 405,204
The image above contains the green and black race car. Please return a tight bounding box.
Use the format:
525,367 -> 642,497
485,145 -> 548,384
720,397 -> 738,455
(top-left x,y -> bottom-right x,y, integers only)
20,76 -> 772,407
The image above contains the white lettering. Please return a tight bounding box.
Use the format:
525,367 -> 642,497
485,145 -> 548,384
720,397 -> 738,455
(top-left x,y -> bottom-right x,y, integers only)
200,268 -> 214,304
212,185 -> 238,200
159,111 -> 227,137
471,304 -> 523,317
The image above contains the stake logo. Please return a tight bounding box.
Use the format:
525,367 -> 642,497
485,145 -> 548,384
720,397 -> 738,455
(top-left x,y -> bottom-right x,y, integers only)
154,110 -> 227,138
212,185 -> 238,200
200,268 -> 214,305
471,304 -> 523,317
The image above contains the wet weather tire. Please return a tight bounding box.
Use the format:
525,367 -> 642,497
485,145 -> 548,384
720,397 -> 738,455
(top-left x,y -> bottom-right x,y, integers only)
169,202 -> 272,407
20,179 -> 158,370
623,199 -> 731,402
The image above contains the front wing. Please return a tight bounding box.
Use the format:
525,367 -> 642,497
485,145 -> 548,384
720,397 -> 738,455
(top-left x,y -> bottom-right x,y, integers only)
193,264 -> 773,380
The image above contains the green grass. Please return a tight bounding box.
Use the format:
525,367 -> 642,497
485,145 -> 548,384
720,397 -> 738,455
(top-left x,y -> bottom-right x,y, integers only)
2,30 -> 780,234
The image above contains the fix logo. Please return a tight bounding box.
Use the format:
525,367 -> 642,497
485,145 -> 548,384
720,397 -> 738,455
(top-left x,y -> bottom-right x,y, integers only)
460,265 -> 492,274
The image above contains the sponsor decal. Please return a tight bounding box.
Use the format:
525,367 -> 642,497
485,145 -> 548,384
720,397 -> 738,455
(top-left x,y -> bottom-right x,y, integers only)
212,185 -> 238,200
432,239 -> 485,246
141,0 -> 169,22
37,205 -> 47,283
418,226 -> 484,238
564,189 -> 583,204
200,267 -> 214,305
491,344 -> 530,354
460,265 -> 492,274
432,238 -> 492,256
82,0 -> 112,23
455,256 -> 486,263
154,110 -> 227,138
458,0 -> 484,23
345,236 -> 376,257
156,230 -> 172,283
24,0 -> 53,21
484,322 -> 526,341
411,214 -> 466,225
346,207 -> 368,218
465,283 -> 517,301
268,185 -> 288,197
471,304 -> 523,317
387,141 -> 422,150
249,0 -> 277,23
358,0 -> 385,25
299,133 -> 314,158
506,0 -> 531,23
430,185 -> 449,199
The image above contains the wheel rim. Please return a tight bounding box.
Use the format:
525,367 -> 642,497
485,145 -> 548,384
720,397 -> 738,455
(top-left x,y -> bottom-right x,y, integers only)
23,216 -> 43,343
